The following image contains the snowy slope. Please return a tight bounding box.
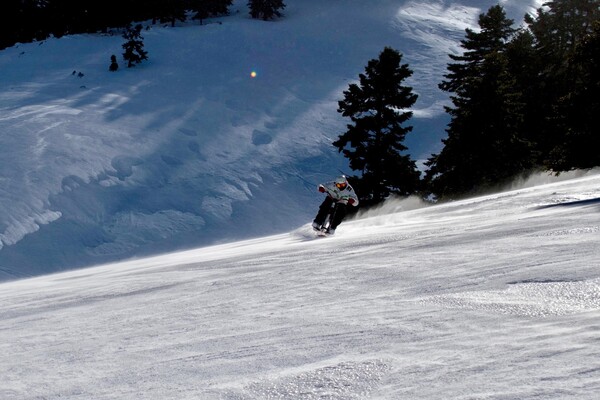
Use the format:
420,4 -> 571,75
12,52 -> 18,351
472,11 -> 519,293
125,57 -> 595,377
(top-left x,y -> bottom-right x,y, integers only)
0,0 -> 544,278
1,172 -> 599,399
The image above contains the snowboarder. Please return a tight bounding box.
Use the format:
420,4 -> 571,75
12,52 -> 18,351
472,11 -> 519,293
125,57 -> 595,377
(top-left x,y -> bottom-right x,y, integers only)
312,175 -> 359,235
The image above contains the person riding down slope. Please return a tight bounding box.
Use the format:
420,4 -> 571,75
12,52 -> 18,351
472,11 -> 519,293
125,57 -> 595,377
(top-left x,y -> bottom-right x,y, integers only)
312,175 -> 359,235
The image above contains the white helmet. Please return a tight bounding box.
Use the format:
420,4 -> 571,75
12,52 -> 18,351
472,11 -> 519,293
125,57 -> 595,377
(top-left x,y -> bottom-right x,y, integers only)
334,175 -> 348,190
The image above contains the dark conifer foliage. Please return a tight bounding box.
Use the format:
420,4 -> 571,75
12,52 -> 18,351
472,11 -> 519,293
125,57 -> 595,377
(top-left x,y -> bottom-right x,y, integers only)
503,29 -> 545,165
43,0 -> 85,37
158,0 -> 188,27
190,0 -> 233,24
122,24 -> 148,68
549,20 -> 600,170
333,47 -> 420,206
425,5 -> 533,198
248,0 -> 286,21
0,0 -> 29,49
524,0 -> 600,169
88,0 -> 143,33
0,0 -> 232,49
526,0 -> 599,62
0,0 -> 151,50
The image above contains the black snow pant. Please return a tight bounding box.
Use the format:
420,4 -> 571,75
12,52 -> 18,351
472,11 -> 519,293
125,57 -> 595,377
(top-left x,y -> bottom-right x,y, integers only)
314,196 -> 347,230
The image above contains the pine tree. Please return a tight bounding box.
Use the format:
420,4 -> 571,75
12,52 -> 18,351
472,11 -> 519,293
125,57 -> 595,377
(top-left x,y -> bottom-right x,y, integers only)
333,47 -> 420,206
190,0 -> 233,25
248,0 -> 286,21
158,0 -> 188,27
549,20 -> 600,170
524,0 -> 600,169
122,24 -> 148,68
526,0 -> 599,64
0,0 -> 23,50
425,5 -> 532,198
504,29 -> 545,165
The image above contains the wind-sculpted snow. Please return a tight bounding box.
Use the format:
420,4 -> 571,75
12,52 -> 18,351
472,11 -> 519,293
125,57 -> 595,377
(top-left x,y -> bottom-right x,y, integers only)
223,360 -> 390,400
1,173 -> 600,399
533,226 -> 600,237
421,278 -> 600,317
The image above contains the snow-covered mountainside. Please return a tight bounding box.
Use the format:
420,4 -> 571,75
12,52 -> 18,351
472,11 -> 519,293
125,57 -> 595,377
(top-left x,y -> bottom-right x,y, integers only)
1,172 -> 599,399
0,0 -> 544,278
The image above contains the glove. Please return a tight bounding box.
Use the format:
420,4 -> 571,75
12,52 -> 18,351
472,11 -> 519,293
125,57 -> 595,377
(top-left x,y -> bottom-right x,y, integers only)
348,198 -> 355,205
318,185 -> 326,193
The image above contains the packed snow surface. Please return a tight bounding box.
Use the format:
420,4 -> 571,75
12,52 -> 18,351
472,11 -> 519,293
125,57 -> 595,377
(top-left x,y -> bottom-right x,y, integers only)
1,173 -> 599,399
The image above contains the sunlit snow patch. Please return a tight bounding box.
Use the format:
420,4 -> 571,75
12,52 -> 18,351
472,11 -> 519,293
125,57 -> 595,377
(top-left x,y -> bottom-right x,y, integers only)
533,226 -> 600,237
222,359 -> 390,400
394,2 -> 479,55
421,278 -> 600,317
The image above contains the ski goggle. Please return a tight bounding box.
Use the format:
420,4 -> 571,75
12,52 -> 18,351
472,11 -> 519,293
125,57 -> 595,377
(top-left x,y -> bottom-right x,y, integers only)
335,182 -> 347,189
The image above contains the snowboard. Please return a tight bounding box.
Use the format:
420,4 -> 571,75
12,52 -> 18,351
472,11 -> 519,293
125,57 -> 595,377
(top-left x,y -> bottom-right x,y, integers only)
314,227 -> 333,237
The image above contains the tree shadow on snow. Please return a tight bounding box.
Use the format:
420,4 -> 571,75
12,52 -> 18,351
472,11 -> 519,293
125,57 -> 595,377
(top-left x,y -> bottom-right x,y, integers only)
535,197 -> 600,210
